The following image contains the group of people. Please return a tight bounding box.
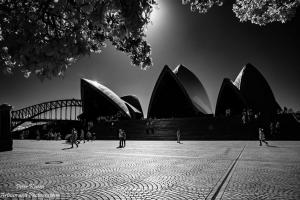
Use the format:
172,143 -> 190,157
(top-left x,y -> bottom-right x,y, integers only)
118,128 -> 126,148
241,108 -> 259,125
45,129 -> 61,140
145,118 -> 154,135
70,128 -> 95,148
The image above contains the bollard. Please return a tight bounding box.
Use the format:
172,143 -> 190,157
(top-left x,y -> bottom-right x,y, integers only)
0,104 -> 13,151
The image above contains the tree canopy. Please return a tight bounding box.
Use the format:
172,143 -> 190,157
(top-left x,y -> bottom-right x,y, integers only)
0,0 -> 299,79
182,0 -> 299,25
0,0 -> 155,79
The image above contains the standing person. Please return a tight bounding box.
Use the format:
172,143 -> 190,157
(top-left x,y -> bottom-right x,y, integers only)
176,129 -> 181,144
92,132 -> 96,141
269,122 -> 274,136
118,129 -> 124,148
258,127 -> 268,146
86,131 -> 92,141
146,120 -> 150,134
80,129 -> 85,143
71,128 -> 79,148
225,108 -> 231,117
149,118 -> 154,134
242,114 -> 246,125
275,121 -> 280,135
122,130 -> 126,148
36,129 -> 40,140
57,132 -> 61,140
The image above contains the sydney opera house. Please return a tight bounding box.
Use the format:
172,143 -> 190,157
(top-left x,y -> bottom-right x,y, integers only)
10,63 -> 298,141
81,63 -> 281,121
81,64 -> 213,121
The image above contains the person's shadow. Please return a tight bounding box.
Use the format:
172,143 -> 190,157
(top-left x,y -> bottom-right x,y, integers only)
62,147 -> 73,150
267,144 -> 279,148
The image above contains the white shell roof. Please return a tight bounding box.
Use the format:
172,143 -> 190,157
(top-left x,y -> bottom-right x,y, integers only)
82,78 -> 131,117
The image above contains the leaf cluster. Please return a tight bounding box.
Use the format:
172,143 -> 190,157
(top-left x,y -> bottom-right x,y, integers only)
0,0 -> 156,79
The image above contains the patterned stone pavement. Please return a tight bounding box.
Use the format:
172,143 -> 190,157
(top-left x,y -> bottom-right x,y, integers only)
0,140 -> 299,199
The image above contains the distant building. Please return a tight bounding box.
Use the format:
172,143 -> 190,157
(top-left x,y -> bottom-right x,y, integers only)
148,65 -> 212,118
215,63 -> 281,118
80,78 -> 143,120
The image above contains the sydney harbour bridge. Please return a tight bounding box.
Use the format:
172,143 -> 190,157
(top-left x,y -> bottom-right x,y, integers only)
11,99 -> 83,133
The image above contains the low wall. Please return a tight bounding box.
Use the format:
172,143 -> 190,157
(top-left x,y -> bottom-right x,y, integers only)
92,115 -> 300,140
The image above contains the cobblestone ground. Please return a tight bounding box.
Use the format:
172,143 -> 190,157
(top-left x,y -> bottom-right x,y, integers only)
0,140 -> 299,200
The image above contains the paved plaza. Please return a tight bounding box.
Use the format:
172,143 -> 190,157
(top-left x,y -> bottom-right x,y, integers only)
0,140 -> 300,200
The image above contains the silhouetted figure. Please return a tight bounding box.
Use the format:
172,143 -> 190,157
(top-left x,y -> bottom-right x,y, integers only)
71,128 -> 79,148
57,132 -> 61,140
86,131 -> 92,141
270,122 -> 274,135
259,128 -> 268,146
146,118 -> 154,135
150,119 -> 155,134
118,129 -> 124,148
92,132 -> 96,141
146,120 -> 150,134
225,109 -> 231,117
275,121 -> 280,135
254,112 -> 260,120
122,130 -> 126,147
36,129 -> 40,140
247,109 -> 253,122
20,132 -> 24,140
177,129 -> 181,143
242,114 -> 246,125
80,129 -> 85,143
49,129 -> 54,140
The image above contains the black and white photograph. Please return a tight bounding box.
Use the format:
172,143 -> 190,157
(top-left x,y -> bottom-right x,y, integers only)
0,0 -> 300,199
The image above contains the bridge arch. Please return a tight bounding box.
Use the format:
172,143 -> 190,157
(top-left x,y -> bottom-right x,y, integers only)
11,99 -> 82,129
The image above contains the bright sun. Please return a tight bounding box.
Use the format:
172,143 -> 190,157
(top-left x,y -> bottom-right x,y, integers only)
147,1 -> 166,34
150,4 -> 161,24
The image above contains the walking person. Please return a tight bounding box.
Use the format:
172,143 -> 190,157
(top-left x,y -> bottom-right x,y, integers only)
258,127 -> 268,146
176,129 -> 181,144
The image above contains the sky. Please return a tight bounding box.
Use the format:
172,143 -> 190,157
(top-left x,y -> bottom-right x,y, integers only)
0,0 -> 299,117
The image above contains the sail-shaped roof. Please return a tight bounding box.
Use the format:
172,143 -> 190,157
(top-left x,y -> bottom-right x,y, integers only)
233,63 -> 281,114
215,78 -> 247,116
81,78 -> 131,120
173,64 -> 212,114
215,63 -> 281,116
148,65 -> 211,118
